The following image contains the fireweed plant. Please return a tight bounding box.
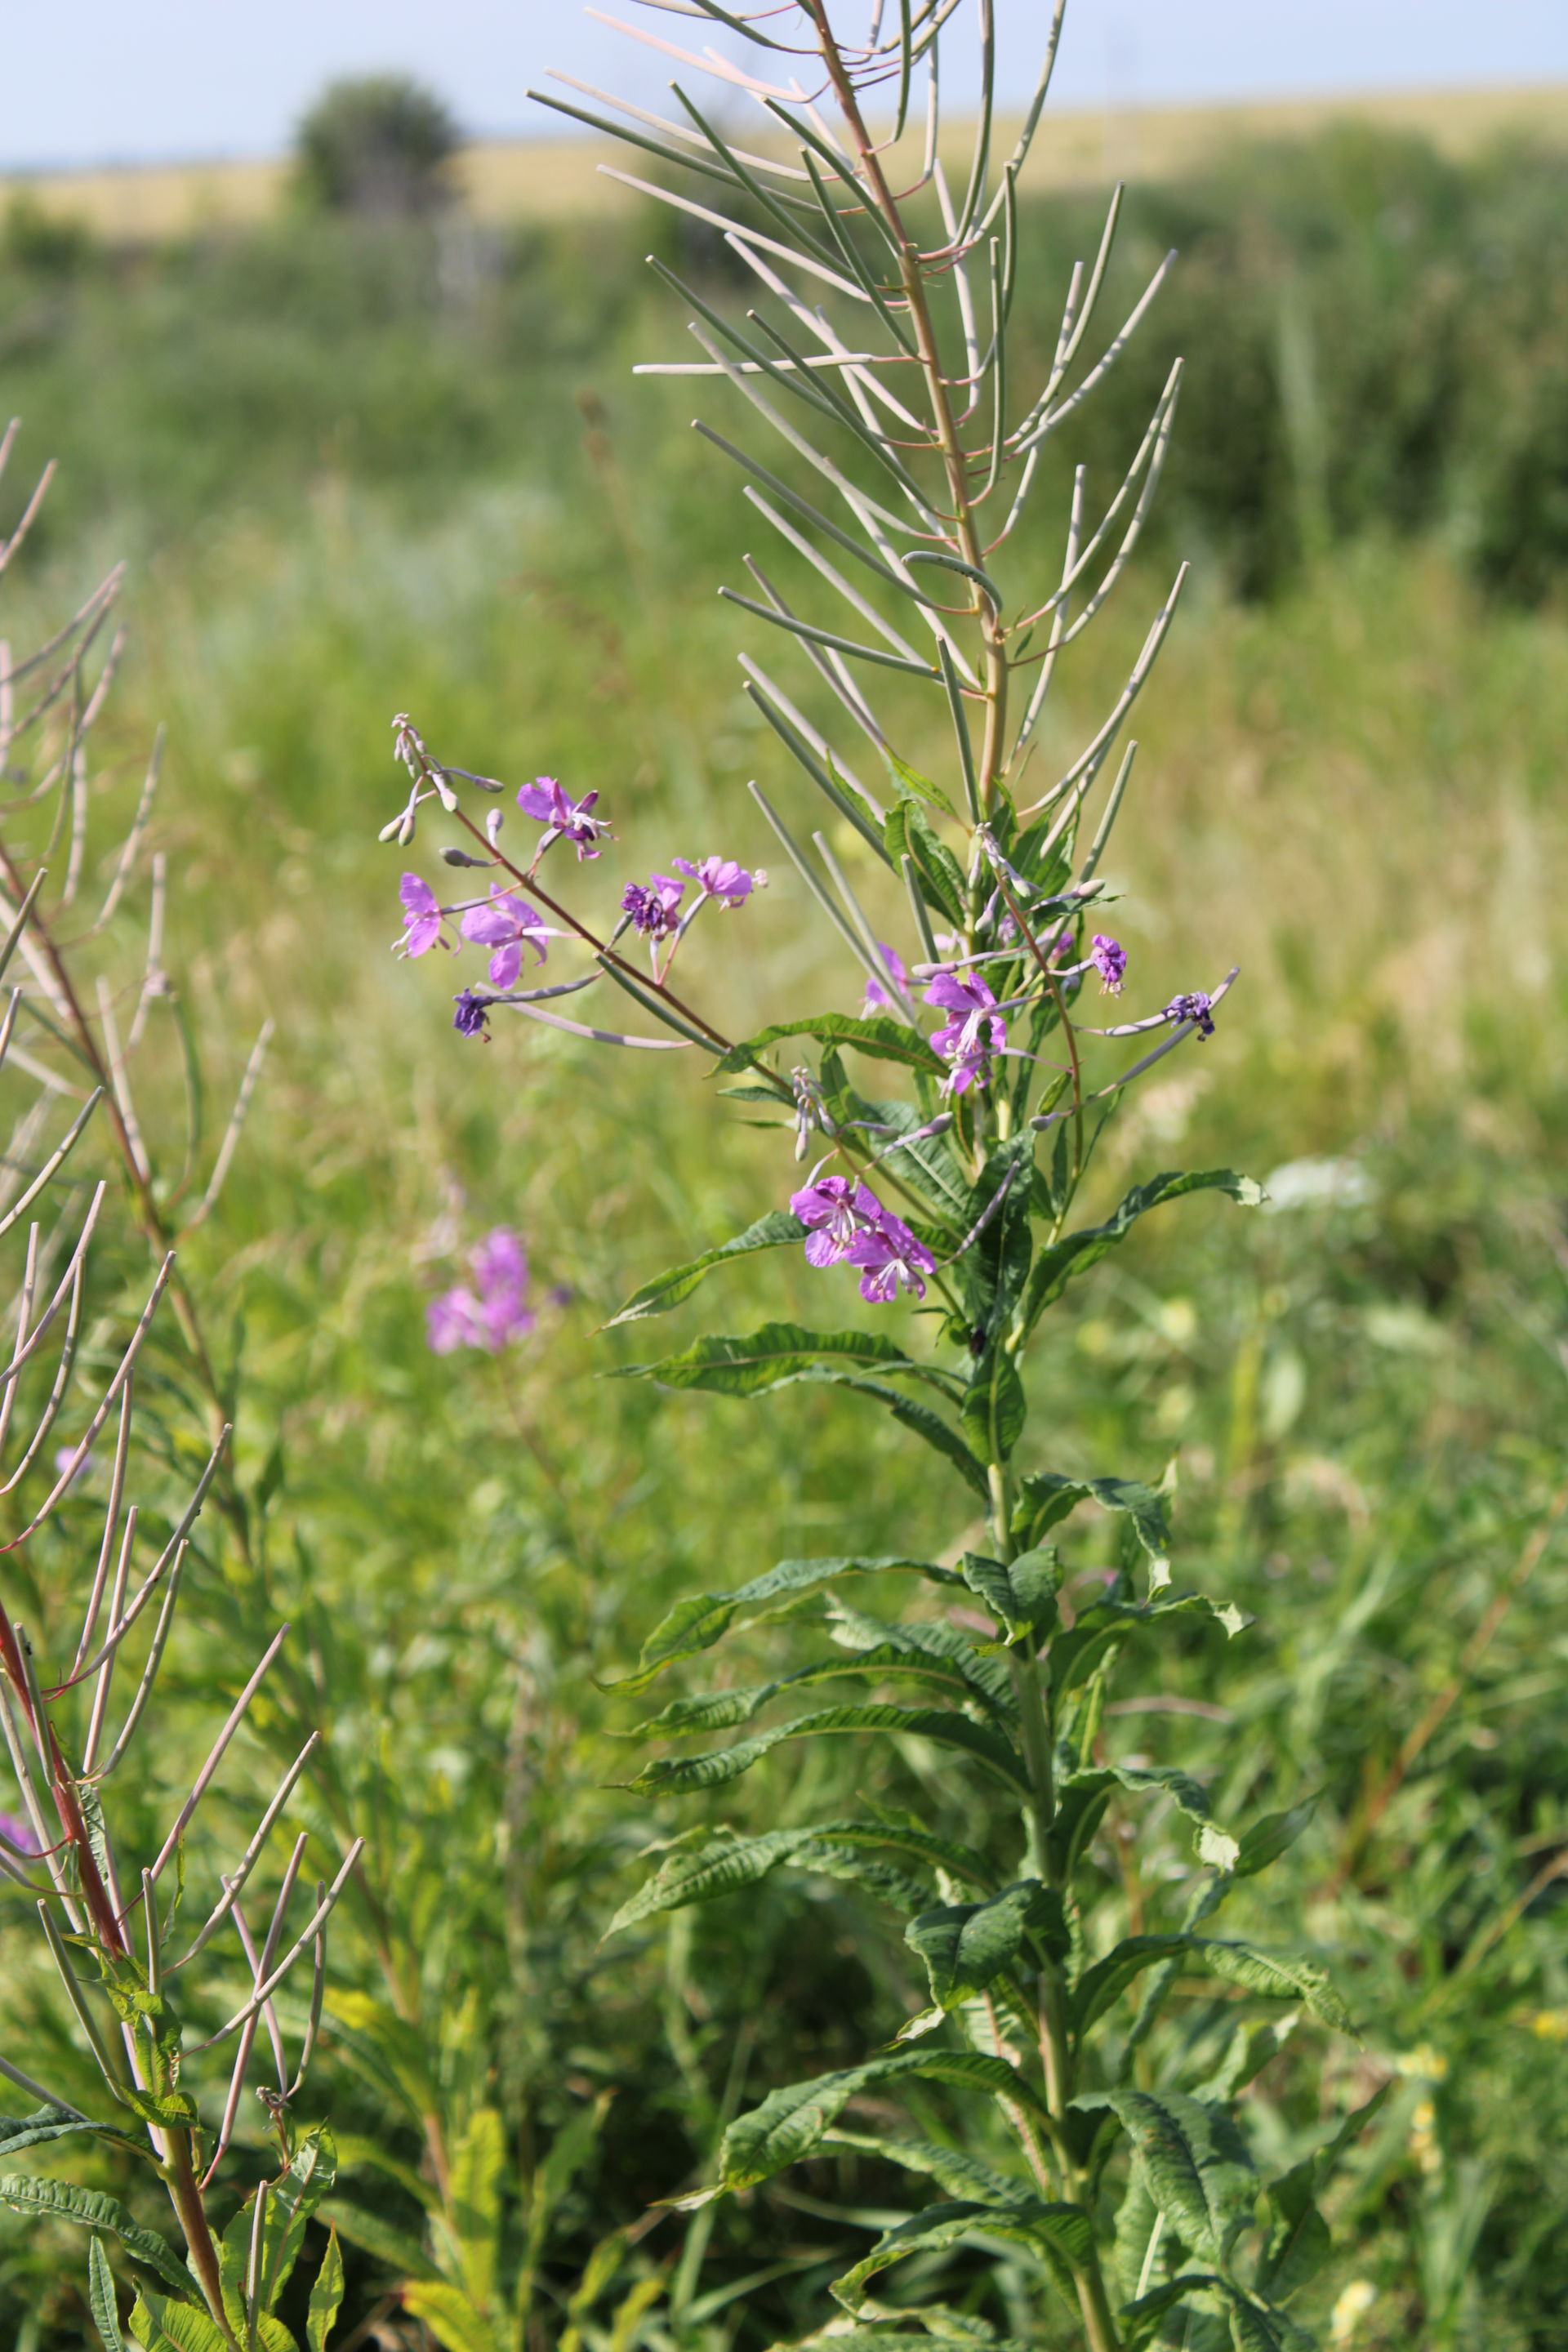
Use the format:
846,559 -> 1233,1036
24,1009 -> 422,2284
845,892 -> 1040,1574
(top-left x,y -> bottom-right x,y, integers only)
385,7 -> 1382,2349
0,425 -> 355,2342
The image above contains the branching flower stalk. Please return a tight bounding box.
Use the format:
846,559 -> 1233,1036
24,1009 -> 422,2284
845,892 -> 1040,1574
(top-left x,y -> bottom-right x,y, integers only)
388,7 -> 1376,2348
0,435 -> 354,2343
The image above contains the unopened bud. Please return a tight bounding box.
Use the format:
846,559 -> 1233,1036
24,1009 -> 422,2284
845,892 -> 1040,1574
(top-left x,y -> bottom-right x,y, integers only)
440,846 -> 489,868
431,771 -> 460,813
397,813 -> 416,847
485,808 -> 504,844
377,814 -> 407,843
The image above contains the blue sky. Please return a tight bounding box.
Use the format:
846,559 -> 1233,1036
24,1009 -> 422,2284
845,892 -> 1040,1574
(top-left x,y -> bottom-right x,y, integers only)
9,2 -> 1568,172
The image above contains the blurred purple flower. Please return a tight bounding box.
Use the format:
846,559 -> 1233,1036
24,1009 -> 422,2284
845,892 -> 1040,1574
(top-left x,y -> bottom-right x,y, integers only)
924,969 -> 1006,1094
862,944 -> 909,1014
461,888 -> 547,988
516,777 -> 608,860
1091,934 -> 1127,995
453,990 -> 490,1040
673,856 -> 759,907
426,1225 -> 537,1354
621,873 -> 685,938
53,1445 -> 95,1486
399,873 -> 445,957
0,1812 -> 39,1858
846,1210 -> 936,1305
790,1174 -> 880,1267
1164,991 -> 1216,1038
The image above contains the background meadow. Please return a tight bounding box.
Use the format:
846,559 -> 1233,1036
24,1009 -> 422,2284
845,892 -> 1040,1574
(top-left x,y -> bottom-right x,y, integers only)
2,110 -> 1568,2349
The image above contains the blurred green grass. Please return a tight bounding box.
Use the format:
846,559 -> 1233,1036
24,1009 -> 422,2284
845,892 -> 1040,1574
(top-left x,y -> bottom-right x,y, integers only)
4,122 -> 1568,2349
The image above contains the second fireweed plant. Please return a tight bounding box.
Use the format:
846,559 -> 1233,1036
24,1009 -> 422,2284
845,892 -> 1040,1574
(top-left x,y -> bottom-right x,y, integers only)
384,5 -> 1379,2346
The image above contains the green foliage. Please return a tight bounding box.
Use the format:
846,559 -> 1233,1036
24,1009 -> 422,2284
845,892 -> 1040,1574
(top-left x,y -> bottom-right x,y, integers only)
294,75 -> 460,217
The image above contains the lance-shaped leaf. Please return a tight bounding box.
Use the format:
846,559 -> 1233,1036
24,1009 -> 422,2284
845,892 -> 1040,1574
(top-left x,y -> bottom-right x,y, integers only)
621,1702 -> 1030,1799
220,2125 -> 336,2318
128,2297 -> 232,2352
721,2049 -> 1049,2191
606,1209 -> 805,1326
906,1879 -> 1069,2008
1118,2277 -> 1223,2352
632,1644 -> 1009,1743
0,2108 -> 140,2160
1018,1170 -> 1265,1336
714,1012 -> 944,1079
884,799 -> 966,924
831,2197 -> 1094,2311
1106,2091 -> 1255,2268
605,1554 -> 957,1695
1256,2085 -> 1390,2304
611,1321 -> 950,1399
306,2233 -> 345,2352
1013,1472 -> 1171,1576
0,2178 -> 188,2288
1074,1935 -> 1352,2039
87,2237 -> 127,2352
1046,1592 -> 1250,1713
827,1374 -> 991,1499
956,1143 -> 1035,1335
822,2127 -> 1034,2211
960,1547 -> 1061,1644
1232,1797 -> 1319,1882
960,1350 -> 1027,1465
1218,2283 -> 1316,2352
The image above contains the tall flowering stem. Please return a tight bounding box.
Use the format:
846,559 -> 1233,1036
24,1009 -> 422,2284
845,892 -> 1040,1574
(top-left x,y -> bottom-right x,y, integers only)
388,7 -> 1371,2347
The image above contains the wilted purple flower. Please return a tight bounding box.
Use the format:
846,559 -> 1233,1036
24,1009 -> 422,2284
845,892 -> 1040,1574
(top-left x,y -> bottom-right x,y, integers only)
516,777 -> 609,860
399,873 -> 445,957
1164,991 -> 1216,1038
846,1209 -> 937,1305
790,1174 -> 880,1267
453,990 -> 490,1040
621,873 -> 685,938
426,1225 -> 537,1354
673,856 -> 760,907
862,944 -> 909,1014
461,888 -> 548,988
924,969 -> 1007,1095
0,1811 -> 39,1858
1091,934 -> 1127,995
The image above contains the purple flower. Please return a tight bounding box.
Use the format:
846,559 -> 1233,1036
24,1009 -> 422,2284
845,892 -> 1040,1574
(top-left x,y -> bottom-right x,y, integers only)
673,856 -> 759,907
621,873 -> 685,938
1164,991 -> 1216,1038
399,873 -> 445,957
846,1209 -> 937,1305
790,1175 -> 881,1267
923,969 -> 1007,1095
1090,934 -> 1127,995
53,1445 -> 96,1486
515,777 -> 609,860
453,990 -> 490,1040
426,1225 -> 537,1354
862,943 -> 909,1014
0,1811 -> 39,1858
461,888 -> 548,988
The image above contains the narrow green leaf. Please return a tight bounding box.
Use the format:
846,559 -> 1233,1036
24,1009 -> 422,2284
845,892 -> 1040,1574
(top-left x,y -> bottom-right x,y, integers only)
713,1013 -> 944,1078
611,1321 -> 933,1398
906,1881 -> 1068,2007
722,2049 -> 1049,2189
116,2086 -> 198,2132
961,1549 -> 1060,1644
87,2238 -> 126,2352
400,2281 -> 506,2352
1075,1932 -> 1348,2038
1013,1472 -> 1171,1578
1233,1797 -> 1319,1881
606,1211 -> 806,1326
884,800 -> 966,924
450,2108 -> 504,2305
605,1553 -> 956,1695
827,1374 -> 991,1499
821,2128 -> 1032,2211
882,748 -> 958,821
1118,2277 -> 1220,2352
0,2109 -> 140,2160
1106,2091 -> 1254,2267
622,1703 -> 1029,1798
0,2178 -> 187,2288
960,1352 -> 1027,1464
831,2198 -> 1093,2311
321,2198 -> 442,2280
306,2232 -> 345,2352
1018,1169 -> 1265,1334
127,2296 -> 233,2352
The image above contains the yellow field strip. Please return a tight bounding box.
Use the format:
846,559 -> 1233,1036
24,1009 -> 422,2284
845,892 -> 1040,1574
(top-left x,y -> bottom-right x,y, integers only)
5,82 -> 1566,243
